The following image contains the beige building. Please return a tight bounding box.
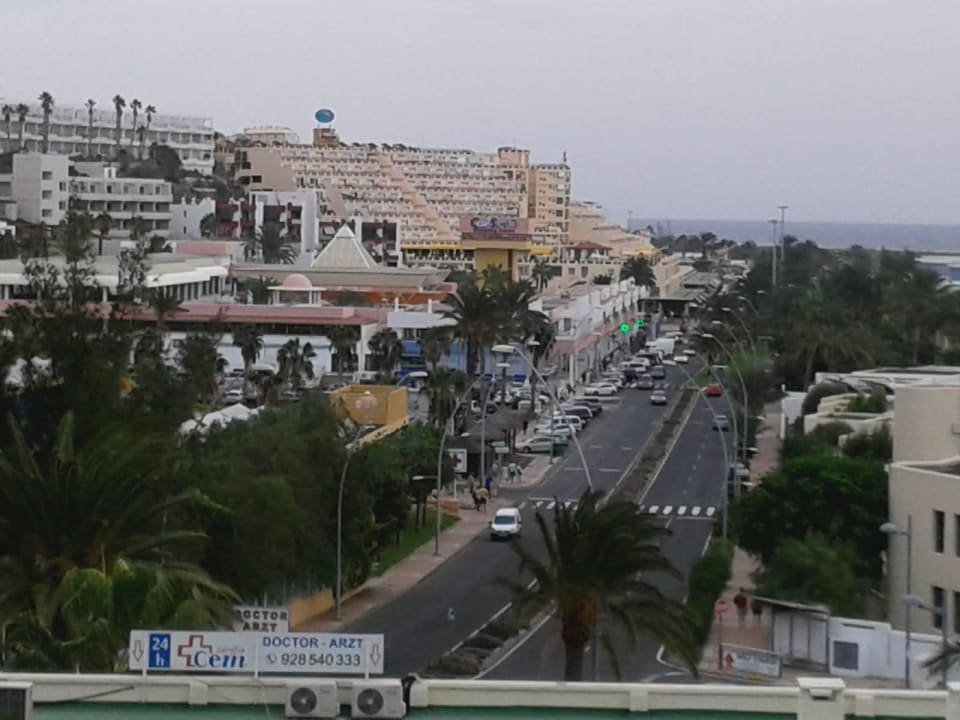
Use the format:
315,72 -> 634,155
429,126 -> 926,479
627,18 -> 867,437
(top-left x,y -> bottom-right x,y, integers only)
527,162 -> 570,248
0,153 -> 70,226
887,381 -> 960,637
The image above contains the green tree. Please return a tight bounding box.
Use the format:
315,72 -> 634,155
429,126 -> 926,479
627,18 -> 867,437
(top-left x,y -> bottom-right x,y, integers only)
199,213 -> 217,238
239,276 -> 275,305
504,490 -> 697,680
111,95 -> 125,157
38,91 -> 54,154
441,276 -> 498,376
841,424 -> 893,463
1,104 -> 12,152
754,533 -> 865,615
232,325 -> 263,398
15,103 -> 28,152
592,272 -> 613,285
423,366 -> 469,428
419,327 -> 452,370
732,453 -> 888,577
620,256 -> 656,288
177,332 -> 223,404
246,223 -> 297,264
530,260 -> 556,291
326,325 -> 359,373
368,328 -> 404,374
277,338 -> 316,389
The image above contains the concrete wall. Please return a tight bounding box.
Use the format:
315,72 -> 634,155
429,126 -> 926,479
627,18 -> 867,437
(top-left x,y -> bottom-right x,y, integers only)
170,197 -> 215,240
892,385 -> 960,463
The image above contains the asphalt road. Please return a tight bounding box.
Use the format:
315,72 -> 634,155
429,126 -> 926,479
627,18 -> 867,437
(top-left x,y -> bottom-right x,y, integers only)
484,392 -> 733,681
345,371 -> 682,676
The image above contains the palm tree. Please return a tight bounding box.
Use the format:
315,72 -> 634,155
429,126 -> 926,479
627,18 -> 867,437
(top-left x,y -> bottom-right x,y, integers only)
129,98 -> 142,151
232,325 -> 263,398
15,103 -> 29,151
199,213 -> 217,238
0,413 -> 238,671
531,260 -> 556,292
111,95 -> 125,157
277,338 -> 316,389
440,276 -> 499,377
419,327 -> 452,370
1,104 -> 12,152
136,125 -> 147,155
368,328 -> 404,373
83,98 -> 97,158
256,222 -> 297,264
503,489 -> 698,681
239,276 -> 275,305
620,256 -> 656,289
423,366 -> 469,427
38,91 -> 54,154
177,332 -> 223,403
129,216 -> 148,245
326,325 -> 359,374
148,289 -> 184,332
94,211 -> 112,255
141,104 -> 156,160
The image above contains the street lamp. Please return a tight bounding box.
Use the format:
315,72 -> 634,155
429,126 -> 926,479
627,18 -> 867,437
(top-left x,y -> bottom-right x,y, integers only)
904,593 -> 946,688
881,517 -> 913,687
701,333 -> 749,465
336,390 -> 379,620
663,359 -> 732,540
710,319 -> 748,357
493,343 -> 594,491
721,307 -> 756,353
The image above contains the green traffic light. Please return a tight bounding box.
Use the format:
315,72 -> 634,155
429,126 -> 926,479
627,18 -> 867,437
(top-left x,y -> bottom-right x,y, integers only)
635,319 -> 645,329
619,323 -> 630,334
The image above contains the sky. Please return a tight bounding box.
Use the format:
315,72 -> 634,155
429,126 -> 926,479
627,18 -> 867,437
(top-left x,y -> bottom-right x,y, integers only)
2,0 -> 959,226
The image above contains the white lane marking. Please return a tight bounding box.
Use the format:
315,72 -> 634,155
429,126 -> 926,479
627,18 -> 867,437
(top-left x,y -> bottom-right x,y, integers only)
620,446 -> 634,451
706,506 -> 716,517
598,467 -> 622,473
637,505 -> 646,513
564,500 -> 577,509
677,505 -> 687,516
692,506 -> 702,516
649,505 -> 659,514
518,500 -> 528,510
563,467 -> 584,472
590,444 -> 603,449
662,505 -> 673,516
547,500 -> 556,510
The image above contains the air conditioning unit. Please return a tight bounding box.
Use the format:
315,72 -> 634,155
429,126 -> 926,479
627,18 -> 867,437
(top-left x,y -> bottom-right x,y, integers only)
285,681 -> 339,718
351,679 -> 406,719
0,682 -> 33,720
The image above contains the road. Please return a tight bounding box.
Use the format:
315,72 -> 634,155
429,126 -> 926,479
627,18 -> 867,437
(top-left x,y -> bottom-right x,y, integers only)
484,392 -> 733,681
345,371 -> 686,676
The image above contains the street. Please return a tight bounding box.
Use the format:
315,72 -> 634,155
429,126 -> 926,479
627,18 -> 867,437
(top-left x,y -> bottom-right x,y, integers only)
482,393 -> 732,681
345,372 -> 673,674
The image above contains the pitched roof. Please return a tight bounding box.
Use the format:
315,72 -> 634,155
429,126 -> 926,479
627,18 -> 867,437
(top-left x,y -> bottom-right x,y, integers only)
312,225 -> 377,269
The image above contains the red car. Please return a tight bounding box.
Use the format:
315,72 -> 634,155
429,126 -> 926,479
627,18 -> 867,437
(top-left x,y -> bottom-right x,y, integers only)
704,383 -> 724,397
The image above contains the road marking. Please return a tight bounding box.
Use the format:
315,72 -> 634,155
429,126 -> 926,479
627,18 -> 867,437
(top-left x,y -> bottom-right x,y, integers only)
518,500 -> 528,511
637,505 -> 645,513
564,500 -> 577,509
662,505 -> 673,516
677,505 -> 687,516
692,506 -> 701,516
706,507 -> 716,517
649,505 -> 659,514
563,467 -> 584,472
620,446 -> 634,451
598,467 -> 621,473
589,444 -> 603,449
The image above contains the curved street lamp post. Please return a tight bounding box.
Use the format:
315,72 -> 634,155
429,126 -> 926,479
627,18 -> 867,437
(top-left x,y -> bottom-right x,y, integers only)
701,332 -> 749,465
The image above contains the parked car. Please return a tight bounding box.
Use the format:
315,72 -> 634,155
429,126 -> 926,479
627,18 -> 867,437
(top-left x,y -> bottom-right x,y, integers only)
560,405 -> 594,424
704,383 -> 724,397
713,414 -> 731,431
673,354 -> 689,364
517,434 -> 566,453
490,507 -> 523,540
225,388 -> 244,402
683,348 -> 697,357
577,397 -> 603,414
552,414 -> 584,432
584,382 -> 618,396
635,374 -> 655,390
600,373 -> 624,388
650,390 -> 668,405
534,423 -> 574,438
650,366 -> 666,380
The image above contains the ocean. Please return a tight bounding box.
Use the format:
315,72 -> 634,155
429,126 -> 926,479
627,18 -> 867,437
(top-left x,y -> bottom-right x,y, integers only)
626,218 -> 960,253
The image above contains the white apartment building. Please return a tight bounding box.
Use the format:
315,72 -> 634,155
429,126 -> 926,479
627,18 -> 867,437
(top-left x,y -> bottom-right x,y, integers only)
885,382 -> 960,638
0,153 -> 70,225
237,126 -> 300,145
71,162 -> 172,242
0,97 -> 214,174
169,197 -> 216,241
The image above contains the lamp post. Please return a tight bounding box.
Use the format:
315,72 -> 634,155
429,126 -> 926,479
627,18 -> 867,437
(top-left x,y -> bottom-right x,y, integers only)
336,390 -> 378,620
710,319 -> 748,357
881,517 -> 913,687
721,307 -> 756,353
663,359 -> 732,540
701,333 -> 749,465
904,593 -> 945,688
777,205 -> 789,278
768,219 -> 779,288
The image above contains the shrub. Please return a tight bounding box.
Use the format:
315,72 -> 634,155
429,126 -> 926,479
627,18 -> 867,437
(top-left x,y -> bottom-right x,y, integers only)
846,389 -> 888,414
686,539 -> 734,646
801,382 -> 849,415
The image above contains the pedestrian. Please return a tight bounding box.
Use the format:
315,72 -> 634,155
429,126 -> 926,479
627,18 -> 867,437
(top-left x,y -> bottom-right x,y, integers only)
734,588 -> 749,627
470,488 -> 481,512
508,461 -> 518,483
522,418 -> 529,434
477,487 -> 488,512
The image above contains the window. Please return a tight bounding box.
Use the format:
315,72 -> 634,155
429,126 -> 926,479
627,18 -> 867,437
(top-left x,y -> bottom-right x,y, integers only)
832,640 -> 859,670
935,510 -> 945,553
933,586 -> 945,630
954,592 -> 960,634
42,171 -> 52,180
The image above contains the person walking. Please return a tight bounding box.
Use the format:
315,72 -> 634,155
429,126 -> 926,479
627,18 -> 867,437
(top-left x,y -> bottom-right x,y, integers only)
734,588 -> 749,627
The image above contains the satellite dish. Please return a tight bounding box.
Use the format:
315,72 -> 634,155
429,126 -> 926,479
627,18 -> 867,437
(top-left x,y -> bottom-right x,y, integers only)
314,108 -> 335,124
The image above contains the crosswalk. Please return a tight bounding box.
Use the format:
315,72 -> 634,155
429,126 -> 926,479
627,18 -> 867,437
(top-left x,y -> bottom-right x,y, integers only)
527,497 -> 717,519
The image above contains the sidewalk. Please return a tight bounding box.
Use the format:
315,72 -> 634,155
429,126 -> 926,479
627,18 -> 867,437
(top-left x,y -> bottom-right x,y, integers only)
298,499 -> 506,632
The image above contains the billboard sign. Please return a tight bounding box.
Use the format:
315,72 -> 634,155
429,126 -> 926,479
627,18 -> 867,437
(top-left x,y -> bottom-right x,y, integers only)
446,448 -> 467,474
314,108 -> 335,124
460,215 -> 529,236
129,630 -> 385,675
234,605 -> 290,633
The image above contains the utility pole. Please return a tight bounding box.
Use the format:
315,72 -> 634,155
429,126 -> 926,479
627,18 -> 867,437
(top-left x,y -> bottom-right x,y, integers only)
768,219 -> 779,288
777,205 -> 788,279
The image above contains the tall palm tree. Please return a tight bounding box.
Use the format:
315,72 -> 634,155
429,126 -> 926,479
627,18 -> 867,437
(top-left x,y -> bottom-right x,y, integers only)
368,327 -> 404,373
129,98 -> 142,151
440,277 -> 499,377
111,95 -> 125,157
255,222 -> 296,264
1,104 -> 12,152
503,489 -> 698,681
232,325 -> 264,398
419,327 -> 452,370
620,256 -> 656,289
84,98 -> 97,158
326,325 -> 359,374
15,103 -> 29,151
147,289 -> 184,332
423,366 -> 469,428
94,211 -> 112,255
277,338 -> 316,389
38,91 -> 54,154
239,276 -> 275,305
531,260 -> 556,292
142,104 -> 156,160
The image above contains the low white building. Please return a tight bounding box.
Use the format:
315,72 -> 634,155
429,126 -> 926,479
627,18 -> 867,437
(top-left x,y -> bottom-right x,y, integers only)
71,162 -> 172,243
170,197 -> 216,241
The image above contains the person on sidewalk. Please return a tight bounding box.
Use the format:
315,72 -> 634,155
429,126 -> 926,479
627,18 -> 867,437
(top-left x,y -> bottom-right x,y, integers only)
734,588 -> 749,627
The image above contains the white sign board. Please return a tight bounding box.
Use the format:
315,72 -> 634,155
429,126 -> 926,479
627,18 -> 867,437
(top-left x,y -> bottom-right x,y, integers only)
721,644 -> 781,678
234,605 -> 289,633
129,630 -> 385,675
446,448 -> 467,474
